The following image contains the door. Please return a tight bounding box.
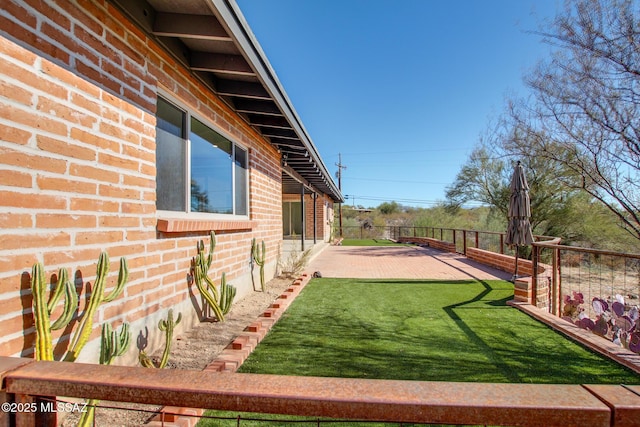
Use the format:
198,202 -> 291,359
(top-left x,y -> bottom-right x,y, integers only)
283,201 -> 302,238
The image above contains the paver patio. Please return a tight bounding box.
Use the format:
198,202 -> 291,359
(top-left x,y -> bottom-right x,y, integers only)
307,245 -> 513,280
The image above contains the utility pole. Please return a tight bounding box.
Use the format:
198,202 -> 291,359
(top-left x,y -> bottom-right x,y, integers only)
335,153 -> 347,237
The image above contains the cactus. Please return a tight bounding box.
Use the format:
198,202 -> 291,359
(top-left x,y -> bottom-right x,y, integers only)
66,252 -> 128,362
31,264 -> 78,361
78,323 -> 130,427
99,323 -> 130,365
252,238 -> 266,291
192,231 -> 235,321
139,309 -> 182,369
219,272 -> 236,315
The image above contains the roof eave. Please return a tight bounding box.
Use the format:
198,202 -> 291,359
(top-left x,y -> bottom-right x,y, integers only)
208,0 -> 344,202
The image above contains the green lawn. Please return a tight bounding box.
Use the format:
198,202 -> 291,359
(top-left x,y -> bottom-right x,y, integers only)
199,278 -> 639,426
240,278 -> 638,383
340,239 -> 408,246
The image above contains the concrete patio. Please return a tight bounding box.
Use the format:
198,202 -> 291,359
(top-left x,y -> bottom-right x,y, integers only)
306,244 -> 513,280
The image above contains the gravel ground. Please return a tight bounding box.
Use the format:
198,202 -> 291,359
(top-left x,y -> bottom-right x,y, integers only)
61,276 -> 295,426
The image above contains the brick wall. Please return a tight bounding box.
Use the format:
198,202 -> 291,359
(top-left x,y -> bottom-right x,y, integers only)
465,248 -> 535,277
462,248 -> 551,308
0,0 -> 284,363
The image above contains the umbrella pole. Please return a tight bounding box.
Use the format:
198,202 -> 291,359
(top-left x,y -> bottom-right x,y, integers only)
512,245 -> 519,282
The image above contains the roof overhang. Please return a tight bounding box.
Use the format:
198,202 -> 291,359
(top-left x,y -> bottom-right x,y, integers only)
108,0 -> 344,202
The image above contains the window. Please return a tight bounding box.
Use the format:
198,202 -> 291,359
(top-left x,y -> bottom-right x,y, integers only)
156,97 -> 248,216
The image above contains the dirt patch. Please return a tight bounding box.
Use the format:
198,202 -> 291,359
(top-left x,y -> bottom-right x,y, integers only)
168,276 -> 294,370
61,276 -> 296,426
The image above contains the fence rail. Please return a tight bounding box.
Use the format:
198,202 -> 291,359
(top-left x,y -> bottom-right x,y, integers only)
4,228 -> 640,426
2,357 -> 638,427
342,225 -> 639,356
531,241 -> 640,354
348,224 -> 639,360
341,225 -> 556,254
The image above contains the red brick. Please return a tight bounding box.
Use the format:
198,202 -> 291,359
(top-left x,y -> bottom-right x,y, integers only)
37,175 -> 97,195
36,213 -> 96,229
0,170 -> 32,188
98,184 -> 140,200
42,248 -> 100,267
103,295 -> 143,319
245,322 -> 263,333
0,124 -> 31,145
0,332 -> 34,358
36,134 -> 96,161
0,79 -> 34,106
69,163 -> 119,183
0,231 -> 71,251
70,197 -> 119,213
74,230 -> 124,246
70,127 -> 119,152
0,145 -> 67,173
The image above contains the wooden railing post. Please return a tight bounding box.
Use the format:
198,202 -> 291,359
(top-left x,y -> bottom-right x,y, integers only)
553,247 -> 560,316
532,244 -> 539,307
462,230 -> 467,256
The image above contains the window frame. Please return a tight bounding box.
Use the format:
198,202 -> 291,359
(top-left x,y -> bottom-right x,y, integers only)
155,94 -> 250,220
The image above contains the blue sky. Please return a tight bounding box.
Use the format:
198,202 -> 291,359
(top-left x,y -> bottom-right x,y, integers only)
236,0 -> 560,208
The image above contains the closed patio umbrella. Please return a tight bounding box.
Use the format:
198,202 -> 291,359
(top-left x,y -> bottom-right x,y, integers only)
505,161 -> 533,281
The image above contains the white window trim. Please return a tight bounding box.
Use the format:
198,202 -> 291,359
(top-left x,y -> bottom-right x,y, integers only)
156,93 -> 250,221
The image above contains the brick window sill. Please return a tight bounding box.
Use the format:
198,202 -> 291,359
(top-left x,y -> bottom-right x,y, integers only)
157,217 -> 256,233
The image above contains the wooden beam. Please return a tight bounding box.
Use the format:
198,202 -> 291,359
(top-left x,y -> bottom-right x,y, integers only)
247,115 -> 291,129
190,52 -> 254,75
217,79 -> 271,100
269,136 -> 305,147
261,128 -> 298,139
234,99 -> 281,116
153,12 -> 230,40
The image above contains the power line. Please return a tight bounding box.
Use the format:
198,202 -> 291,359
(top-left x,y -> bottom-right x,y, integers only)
335,153 -> 347,236
344,194 -> 485,207
328,147 -> 471,157
344,177 -> 451,185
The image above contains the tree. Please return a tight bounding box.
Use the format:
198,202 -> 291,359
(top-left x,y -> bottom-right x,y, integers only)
508,0 -> 640,240
445,143 -> 510,217
378,201 -> 400,215
446,138 -> 584,237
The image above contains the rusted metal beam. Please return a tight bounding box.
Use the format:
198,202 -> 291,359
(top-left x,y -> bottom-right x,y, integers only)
583,385 -> 640,427
2,358 -> 615,426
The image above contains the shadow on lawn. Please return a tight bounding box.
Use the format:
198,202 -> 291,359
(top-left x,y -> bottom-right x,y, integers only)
443,280 -> 523,382
240,279 -> 639,384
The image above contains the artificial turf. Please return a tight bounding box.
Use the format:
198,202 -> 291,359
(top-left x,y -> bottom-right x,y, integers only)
239,278 -> 639,383
198,278 -> 639,426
